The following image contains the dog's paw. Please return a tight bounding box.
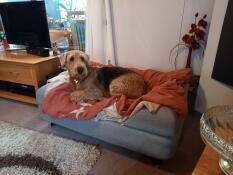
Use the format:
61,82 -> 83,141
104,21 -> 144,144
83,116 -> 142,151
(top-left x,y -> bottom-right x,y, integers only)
70,89 -> 105,104
70,91 -> 85,103
70,91 -> 79,103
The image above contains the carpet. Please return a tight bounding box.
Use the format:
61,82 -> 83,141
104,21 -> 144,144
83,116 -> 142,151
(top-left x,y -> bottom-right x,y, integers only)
0,121 -> 100,175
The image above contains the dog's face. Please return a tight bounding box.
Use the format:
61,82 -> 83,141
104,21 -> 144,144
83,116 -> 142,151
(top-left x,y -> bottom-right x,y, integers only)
60,50 -> 90,81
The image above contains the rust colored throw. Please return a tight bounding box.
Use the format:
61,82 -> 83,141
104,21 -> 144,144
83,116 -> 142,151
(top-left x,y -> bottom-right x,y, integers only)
42,66 -> 191,120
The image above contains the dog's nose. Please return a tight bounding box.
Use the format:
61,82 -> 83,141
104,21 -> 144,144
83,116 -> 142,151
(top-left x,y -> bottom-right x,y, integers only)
77,67 -> 84,74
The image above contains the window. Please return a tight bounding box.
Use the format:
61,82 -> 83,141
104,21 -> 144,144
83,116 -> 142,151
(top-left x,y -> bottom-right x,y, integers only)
45,0 -> 86,23
45,0 -> 87,51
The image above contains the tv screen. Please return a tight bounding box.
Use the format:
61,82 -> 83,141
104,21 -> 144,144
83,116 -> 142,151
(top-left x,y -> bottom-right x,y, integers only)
211,0 -> 233,86
0,1 -> 51,48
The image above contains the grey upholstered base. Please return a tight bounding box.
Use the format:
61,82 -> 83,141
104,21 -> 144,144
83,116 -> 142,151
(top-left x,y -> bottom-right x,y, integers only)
36,83 -> 184,160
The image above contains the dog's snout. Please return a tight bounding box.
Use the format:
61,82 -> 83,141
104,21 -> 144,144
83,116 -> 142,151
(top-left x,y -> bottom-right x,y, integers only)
77,67 -> 84,74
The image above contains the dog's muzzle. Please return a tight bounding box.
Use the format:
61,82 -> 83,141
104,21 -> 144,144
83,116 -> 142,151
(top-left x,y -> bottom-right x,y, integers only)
77,67 -> 84,75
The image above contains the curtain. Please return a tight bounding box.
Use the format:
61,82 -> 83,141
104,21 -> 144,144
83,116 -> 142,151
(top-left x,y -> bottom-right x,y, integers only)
85,0 -> 116,65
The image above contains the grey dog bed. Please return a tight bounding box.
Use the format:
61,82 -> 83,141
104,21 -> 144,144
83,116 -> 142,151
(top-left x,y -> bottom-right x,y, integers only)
36,82 -> 184,160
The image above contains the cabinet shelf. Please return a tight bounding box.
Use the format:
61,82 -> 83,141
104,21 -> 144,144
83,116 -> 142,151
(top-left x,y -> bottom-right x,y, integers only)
0,90 -> 37,104
0,51 -> 59,104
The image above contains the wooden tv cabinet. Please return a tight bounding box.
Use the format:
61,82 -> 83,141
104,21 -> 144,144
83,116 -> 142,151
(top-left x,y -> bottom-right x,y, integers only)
192,145 -> 221,175
0,50 -> 60,104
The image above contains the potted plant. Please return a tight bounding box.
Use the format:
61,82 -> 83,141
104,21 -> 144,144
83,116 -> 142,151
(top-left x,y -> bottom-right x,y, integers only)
170,13 -> 209,113
0,31 -> 9,49
170,13 -> 208,69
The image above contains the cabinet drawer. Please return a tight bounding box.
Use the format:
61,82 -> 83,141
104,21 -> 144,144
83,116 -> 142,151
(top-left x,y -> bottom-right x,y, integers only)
0,63 -> 34,85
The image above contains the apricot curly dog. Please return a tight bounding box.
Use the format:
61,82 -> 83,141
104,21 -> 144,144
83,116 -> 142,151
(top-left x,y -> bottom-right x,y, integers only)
60,50 -> 147,103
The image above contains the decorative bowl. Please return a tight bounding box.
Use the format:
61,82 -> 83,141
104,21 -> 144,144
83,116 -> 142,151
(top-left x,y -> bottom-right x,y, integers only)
200,105 -> 233,175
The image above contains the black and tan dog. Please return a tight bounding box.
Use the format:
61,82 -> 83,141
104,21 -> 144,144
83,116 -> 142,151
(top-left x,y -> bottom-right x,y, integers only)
60,50 -> 147,103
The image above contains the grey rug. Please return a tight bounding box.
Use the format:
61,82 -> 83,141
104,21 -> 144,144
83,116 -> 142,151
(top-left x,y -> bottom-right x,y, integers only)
0,121 -> 100,175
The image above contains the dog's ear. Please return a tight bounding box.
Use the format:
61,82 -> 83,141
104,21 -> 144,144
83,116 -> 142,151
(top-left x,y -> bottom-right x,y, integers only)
59,53 -> 68,68
85,54 -> 90,63
80,53 -> 90,64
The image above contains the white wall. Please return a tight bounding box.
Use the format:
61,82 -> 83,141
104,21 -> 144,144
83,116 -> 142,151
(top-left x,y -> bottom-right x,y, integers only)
112,0 -> 184,70
195,0 -> 233,113
111,0 -> 215,72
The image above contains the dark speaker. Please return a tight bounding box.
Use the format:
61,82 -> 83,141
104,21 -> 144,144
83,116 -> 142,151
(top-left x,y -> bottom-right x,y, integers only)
26,47 -> 50,57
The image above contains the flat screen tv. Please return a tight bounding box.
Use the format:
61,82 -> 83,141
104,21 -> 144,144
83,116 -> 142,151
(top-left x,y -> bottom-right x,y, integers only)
0,1 -> 51,56
211,0 -> 233,87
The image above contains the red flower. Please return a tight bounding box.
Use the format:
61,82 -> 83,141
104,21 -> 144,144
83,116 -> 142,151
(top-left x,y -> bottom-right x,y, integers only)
190,29 -> 197,33
182,34 -> 191,44
198,19 -> 207,29
189,24 -> 197,33
191,23 -> 197,29
191,40 -> 200,50
190,35 -> 195,43
176,13 -> 208,68
182,34 -> 197,45
195,29 -> 205,40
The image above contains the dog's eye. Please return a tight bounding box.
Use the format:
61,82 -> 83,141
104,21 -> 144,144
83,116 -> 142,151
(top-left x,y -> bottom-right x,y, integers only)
80,56 -> 85,61
70,56 -> 74,62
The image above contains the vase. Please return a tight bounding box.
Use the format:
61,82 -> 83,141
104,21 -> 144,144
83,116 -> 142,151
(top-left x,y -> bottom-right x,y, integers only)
187,75 -> 200,113
186,46 -> 192,68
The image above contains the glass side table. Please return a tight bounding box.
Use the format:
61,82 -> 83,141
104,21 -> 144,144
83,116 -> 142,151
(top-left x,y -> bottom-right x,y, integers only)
200,105 -> 233,175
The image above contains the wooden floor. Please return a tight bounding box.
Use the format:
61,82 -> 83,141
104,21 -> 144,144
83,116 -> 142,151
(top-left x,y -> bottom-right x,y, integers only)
0,98 -> 205,175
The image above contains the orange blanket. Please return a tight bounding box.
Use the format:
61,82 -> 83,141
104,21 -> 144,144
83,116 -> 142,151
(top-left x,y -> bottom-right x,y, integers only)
42,67 -> 191,120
